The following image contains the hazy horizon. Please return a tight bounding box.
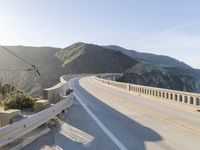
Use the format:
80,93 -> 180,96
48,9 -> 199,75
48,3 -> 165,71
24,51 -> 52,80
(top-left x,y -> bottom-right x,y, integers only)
0,0 -> 200,68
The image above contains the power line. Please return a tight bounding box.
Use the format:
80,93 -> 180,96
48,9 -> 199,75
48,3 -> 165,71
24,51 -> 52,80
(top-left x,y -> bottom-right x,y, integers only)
0,68 -> 33,72
0,45 -> 33,66
0,45 -> 42,96
0,45 -> 40,75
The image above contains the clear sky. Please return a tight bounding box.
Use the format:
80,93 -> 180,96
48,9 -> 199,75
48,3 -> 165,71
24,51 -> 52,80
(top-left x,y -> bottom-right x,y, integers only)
0,0 -> 200,68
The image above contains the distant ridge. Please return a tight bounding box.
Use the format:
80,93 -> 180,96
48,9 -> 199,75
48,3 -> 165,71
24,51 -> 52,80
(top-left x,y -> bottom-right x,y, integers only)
1,42 -> 200,93
56,42 -> 139,73
104,45 -> 191,70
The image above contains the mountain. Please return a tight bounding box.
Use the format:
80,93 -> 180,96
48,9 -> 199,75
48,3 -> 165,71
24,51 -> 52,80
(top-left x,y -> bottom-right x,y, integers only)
0,42 -> 199,94
0,43 -> 140,93
117,70 -> 199,93
0,46 -> 65,93
104,45 -> 192,71
125,63 -> 147,74
104,45 -> 200,92
163,67 -> 200,79
56,42 -> 139,73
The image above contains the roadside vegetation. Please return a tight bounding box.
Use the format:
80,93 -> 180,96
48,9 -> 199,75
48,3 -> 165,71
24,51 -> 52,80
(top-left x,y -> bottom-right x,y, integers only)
0,83 -> 37,110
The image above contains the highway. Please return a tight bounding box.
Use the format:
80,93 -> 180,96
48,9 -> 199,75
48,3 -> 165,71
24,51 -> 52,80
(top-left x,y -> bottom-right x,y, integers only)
68,76 -> 200,150
24,76 -> 200,150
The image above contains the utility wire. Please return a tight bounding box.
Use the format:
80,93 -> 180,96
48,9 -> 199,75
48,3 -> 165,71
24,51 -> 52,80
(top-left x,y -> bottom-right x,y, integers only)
0,45 -> 33,66
0,45 -> 41,96
0,45 -> 40,75
0,68 -> 33,72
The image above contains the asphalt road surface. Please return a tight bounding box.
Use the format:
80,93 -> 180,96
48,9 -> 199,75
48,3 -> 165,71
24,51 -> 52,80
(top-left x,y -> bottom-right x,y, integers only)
24,76 -> 200,150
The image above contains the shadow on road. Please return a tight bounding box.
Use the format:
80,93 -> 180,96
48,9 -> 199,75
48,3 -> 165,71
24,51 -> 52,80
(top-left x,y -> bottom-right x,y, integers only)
22,77 -> 162,150
62,78 -> 163,150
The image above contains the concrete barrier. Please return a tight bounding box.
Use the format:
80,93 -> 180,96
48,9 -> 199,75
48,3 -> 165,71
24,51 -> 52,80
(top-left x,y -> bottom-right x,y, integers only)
0,75 -> 73,148
43,76 -> 69,103
0,93 -> 73,148
34,100 -> 49,112
95,76 -> 200,108
0,110 -> 21,127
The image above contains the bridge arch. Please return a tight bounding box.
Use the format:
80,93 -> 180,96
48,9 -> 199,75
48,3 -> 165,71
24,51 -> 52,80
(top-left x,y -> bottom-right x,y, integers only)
196,98 -> 200,105
162,92 -> 165,98
170,93 -> 173,100
166,93 -> 169,99
184,96 -> 188,103
174,94 -> 178,101
190,97 -> 194,105
179,95 -> 183,102
159,91 -> 161,97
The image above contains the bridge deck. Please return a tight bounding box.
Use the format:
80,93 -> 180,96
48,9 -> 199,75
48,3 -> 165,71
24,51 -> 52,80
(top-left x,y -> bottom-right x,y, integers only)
24,76 -> 200,150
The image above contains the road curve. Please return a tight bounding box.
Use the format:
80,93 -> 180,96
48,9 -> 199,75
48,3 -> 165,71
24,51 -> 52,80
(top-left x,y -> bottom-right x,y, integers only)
24,76 -> 200,150
66,76 -> 200,150
24,77 -> 200,150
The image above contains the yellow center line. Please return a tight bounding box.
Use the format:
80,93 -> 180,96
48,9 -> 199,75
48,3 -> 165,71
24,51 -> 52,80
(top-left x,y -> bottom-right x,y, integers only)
124,100 -> 200,135
95,77 -> 199,112
83,77 -> 200,135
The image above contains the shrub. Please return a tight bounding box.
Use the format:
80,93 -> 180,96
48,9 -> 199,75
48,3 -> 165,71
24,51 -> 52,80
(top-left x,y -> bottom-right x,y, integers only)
0,84 -> 15,98
4,93 -> 35,110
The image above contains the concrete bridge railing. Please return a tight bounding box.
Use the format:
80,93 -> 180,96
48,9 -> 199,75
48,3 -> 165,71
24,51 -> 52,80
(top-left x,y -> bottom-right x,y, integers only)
43,75 -> 69,104
95,77 -> 200,108
0,75 -> 73,148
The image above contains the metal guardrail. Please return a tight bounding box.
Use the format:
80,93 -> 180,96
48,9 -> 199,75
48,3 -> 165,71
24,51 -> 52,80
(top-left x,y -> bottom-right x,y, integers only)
0,75 -> 74,148
0,93 -> 73,148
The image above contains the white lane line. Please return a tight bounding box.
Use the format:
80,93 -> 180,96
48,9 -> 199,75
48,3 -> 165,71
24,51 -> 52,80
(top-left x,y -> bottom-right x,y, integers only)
58,119 -> 94,145
69,80 -> 128,150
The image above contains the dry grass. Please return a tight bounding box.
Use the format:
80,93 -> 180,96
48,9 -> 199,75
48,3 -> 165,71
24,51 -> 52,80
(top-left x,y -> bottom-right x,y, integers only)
0,106 -> 4,111
0,101 -> 4,111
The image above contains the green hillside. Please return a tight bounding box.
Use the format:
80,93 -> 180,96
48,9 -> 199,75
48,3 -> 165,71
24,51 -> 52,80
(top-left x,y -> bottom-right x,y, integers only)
0,46 -> 64,93
104,45 -> 192,70
56,42 -> 139,73
1,42 -> 199,94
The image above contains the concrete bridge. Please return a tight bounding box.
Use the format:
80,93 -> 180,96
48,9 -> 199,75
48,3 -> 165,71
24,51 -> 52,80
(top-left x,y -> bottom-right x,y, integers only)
64,75 -> 200,150
1,74 -> 200,150
96,75 -> 200,109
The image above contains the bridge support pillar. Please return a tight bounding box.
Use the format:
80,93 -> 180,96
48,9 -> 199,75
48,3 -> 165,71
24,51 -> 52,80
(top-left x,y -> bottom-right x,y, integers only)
127,84 -> 131,91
